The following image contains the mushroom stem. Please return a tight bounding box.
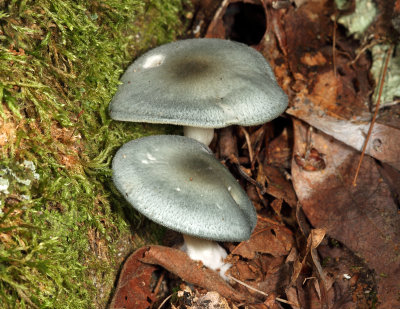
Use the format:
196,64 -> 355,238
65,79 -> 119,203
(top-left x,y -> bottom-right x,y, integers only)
184,126 -> 214,146
181,234 -> 231,279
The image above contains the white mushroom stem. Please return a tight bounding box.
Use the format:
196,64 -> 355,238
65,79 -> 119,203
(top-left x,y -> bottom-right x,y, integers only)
181,234 -> 232,279
184,126 -> 214,146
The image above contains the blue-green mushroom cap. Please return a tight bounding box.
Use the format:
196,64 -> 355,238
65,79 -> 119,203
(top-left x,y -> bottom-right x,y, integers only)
112,135 -> 257,241
109,38 -> 288,128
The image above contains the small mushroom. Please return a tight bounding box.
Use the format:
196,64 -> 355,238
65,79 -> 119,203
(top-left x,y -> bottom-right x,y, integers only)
109,38 -> 288,145
112,135 -> 257,276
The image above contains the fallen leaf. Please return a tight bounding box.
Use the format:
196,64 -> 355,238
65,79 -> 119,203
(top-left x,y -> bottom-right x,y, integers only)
287,107 -> 400,171
264,165 -> 297,208
291,119 -> 400,308
318,244 -> 378,309
285,286 -> 300,309
266,127 -> 292,169
230,218 -> 294,259
140,245 -> 255,303
217,126 -> 238,159
110,246 -> 158,309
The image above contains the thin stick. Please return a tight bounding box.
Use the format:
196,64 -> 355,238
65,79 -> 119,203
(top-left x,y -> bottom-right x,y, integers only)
352,44 -> 393,186
350,39 -> 383,66
275,297 -> 301,307
153,271 -> 165,296
157,294 -> 172,309
332,12 -> 337,78
229,154 -> 265,193
240,127 -> 254,164
256,214 -> 283,225
225,274 -> 268,297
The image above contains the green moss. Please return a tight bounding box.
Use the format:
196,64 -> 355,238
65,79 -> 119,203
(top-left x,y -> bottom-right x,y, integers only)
0,0 -> 191,307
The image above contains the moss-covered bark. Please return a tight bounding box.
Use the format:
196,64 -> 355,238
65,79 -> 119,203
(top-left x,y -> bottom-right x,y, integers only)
0,0 -> 190,307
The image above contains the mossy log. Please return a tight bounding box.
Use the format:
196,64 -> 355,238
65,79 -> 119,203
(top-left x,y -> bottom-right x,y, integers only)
0,0 -> 190,307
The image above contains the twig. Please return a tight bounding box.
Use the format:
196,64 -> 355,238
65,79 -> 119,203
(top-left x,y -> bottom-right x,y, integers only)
349,39 -> 384,66
353,44 -> 393,186
275,297 -> 300,307
229,154 -> 265,193
332,12 -> 337,78
157,294 -> 172,309
153,270 -> 165,296
240,127 -> 254,164
225,274 -> 268,297
303,276 -> 317,285
256,214 -> 283,225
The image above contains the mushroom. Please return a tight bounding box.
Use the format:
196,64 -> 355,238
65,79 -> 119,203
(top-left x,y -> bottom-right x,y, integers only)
109,38 -> 288,146
112,135 -> 257,277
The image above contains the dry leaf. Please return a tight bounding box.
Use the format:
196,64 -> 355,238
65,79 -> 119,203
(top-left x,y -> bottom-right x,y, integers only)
110,246 -> 157,309
291,119 -> 400,308
140,245 -> 255,303
231,219 -> 294,259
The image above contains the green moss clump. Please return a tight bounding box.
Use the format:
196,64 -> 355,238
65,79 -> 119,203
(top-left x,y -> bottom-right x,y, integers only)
0,0 -> 191,307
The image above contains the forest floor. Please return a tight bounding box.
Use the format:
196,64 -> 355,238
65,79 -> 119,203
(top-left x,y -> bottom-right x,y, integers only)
1,0 -> 400,308
111,0 -> 400,308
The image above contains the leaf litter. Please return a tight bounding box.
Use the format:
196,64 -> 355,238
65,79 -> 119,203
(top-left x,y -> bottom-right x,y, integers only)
111,0 -> 400,308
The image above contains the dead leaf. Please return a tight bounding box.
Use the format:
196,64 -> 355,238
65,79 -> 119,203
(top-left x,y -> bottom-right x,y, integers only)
285,286 -> 300,309
291,119 -> 400,308
230,218 -> 294,259
140,245 -> 255,303
318,244 -> 377,309
264,165 -> 297,208
217,126 -> 238,159
110,246 -> 158,309
267,127 -> 292,169
263,293 -> 281,309
287,107 -> 400,171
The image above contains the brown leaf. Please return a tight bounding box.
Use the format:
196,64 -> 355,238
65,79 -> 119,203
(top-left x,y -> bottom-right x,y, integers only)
266,127 -> 292,169
264,165 -> 297,208
287,108 -> 400,171
263,293 -> 281,309
318,244 -> 377,309
289,228 -> 326,288
291,119 -> 400,308
140,245 -> 255,303
310,230 -> 329,308
231,219 -> 294,259
270,198 -> 283,215
232,260 -> 260,281
283,1 -> 373,120
110,247 -> 158,309
217,126 -> 238,159
285,286 -> 301,309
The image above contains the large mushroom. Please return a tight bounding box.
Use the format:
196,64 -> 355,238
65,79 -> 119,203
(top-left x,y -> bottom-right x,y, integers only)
109,38 -> 288,146
112,135 -> 257,276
